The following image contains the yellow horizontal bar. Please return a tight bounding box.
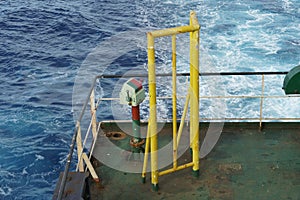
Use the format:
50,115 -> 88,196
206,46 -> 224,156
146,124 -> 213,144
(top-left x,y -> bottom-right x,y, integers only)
149,25 -> 200,38
158,162 -> 194,176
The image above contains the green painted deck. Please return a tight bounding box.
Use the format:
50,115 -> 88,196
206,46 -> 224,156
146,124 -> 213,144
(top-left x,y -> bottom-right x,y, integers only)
89,122 -> 300,200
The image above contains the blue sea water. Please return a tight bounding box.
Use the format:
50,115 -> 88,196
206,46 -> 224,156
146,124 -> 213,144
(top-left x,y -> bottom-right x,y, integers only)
0,0 -> 299,199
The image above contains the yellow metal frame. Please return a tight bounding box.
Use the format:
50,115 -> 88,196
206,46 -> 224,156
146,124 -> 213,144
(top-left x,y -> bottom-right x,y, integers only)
144,11 -> 200,189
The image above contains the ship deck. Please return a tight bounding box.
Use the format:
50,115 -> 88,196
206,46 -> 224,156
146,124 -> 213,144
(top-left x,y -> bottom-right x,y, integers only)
88,122 -> 300,200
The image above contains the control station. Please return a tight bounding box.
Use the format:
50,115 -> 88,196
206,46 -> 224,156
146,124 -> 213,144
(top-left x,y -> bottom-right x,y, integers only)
120,78 -> 146,159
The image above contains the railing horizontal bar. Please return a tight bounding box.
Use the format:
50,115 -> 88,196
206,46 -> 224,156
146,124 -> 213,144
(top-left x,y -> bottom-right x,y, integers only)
200,118 -> 300,121
99,95 -> 299,101
200,71 -> 288,76
98,71 -> 288,79
99,118 -> 300,124
149,25 -> 200,38
98,96 -> 187,101
200,95 -> 300,99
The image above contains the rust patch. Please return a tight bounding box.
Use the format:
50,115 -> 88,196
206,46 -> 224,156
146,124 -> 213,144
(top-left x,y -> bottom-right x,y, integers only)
201,169 -> 234,199
206,176 -> 233,199
199,163 -> 243,199
218,163 -> 242,174
210,187 -> 233,199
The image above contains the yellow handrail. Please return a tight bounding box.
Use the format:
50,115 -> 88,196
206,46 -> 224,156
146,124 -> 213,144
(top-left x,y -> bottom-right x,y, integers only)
172,34 -> 178,170
189,11 -> 200,177
146,11 -> 200,190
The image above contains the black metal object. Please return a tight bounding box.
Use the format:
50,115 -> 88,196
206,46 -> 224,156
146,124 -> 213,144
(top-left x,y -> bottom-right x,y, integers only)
98,71 -> 288,79
283,65 -> 300,94
53,172 -> 90,200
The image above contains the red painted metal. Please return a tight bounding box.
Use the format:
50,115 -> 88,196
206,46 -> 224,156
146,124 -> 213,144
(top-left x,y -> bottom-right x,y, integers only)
131,105 -> 140,121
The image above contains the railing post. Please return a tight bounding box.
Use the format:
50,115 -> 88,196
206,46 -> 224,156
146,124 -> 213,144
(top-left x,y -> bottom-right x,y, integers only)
147,32 -> 159,191
90,89 -> 97,139
76,122 -> 84,172
189,11 -> 200,177
259,74 -> 265,131
172,34 -> 178,170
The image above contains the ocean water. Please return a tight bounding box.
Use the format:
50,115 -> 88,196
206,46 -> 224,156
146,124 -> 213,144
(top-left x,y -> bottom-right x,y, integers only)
0,0 -> 299,199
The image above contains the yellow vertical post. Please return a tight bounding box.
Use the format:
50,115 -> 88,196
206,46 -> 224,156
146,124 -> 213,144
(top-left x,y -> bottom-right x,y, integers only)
147,32 -> 159,191
189,11 -> 200,177
90,89 -> 97,139
172,35 -> 178,170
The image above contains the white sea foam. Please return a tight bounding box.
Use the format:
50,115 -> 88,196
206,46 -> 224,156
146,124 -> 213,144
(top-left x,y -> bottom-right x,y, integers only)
22,167 -> 29,175
282,0 -> 293,10
0,186 -> 12,196
35,154 -> 45,161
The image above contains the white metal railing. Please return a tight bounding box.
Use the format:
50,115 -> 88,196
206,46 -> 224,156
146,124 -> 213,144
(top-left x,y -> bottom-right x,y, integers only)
97,72 -> 300,130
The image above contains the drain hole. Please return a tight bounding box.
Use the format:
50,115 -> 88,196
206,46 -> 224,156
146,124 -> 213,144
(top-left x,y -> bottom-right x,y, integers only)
113,132 -> 122,138
106,132 -> 127,140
